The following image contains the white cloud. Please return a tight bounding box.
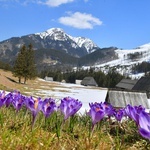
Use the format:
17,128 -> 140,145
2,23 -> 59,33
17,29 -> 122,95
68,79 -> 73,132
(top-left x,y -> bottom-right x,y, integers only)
43,0 -> 74,7
58,12 -> 102,29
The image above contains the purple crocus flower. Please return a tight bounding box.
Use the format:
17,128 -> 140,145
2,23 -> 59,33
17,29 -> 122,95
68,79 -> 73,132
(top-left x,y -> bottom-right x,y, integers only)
114,109 -> 125,122
135,105 -> 145,114
138,111 -> 150,140
124,104 -> 137,122
59,97 -> 82,120
124,104 -> 145,124
88,102 -> 114,126
0,91 -> 6,107
41,98 -> 57,118
88,102 -> 105,126
100,102 -> 114,117
4,92 -> 13,107
25,96 -> 43,116
25,96 -> 43,128
11,91 -> 25,112
0,91 -> 5,99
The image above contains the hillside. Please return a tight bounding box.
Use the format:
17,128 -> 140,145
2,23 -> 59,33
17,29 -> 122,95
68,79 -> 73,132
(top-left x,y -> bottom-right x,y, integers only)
78,47 -> 117,66
0,69 -> 22,91
35,48 -> 79,71
81,43 -> 150,79
34,47 -> 117,71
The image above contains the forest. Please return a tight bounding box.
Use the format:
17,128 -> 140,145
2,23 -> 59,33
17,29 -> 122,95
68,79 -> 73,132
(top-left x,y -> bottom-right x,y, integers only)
39,68 -> 125,88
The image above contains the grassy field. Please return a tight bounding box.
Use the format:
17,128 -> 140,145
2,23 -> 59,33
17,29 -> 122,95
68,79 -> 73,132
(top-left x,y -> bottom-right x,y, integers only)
0,69 -> 150,149
0,105 -> 149,150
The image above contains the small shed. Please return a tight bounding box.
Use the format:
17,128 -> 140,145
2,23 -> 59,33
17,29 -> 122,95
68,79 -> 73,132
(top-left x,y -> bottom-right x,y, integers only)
116,79 -> 138,90
81,77 -> 98,86
132,76 -> 150,98
75,80 -> 82,85
106,89 -> 150,109
44,76 -> 53,81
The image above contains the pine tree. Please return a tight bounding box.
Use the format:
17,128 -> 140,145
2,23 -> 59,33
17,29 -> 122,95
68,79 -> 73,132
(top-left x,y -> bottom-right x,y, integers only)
23,44 -> 37,84
13,45 -> 27,83
13,44 -> 37,84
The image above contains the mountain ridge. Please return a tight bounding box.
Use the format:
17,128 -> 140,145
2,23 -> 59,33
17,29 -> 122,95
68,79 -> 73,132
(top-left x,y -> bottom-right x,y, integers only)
0,28 -> 101,61
1,28 -> 150,77
35,28 -> 99,54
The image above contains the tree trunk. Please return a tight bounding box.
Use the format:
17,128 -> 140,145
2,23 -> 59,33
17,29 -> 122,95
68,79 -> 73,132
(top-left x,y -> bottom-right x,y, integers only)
18,77 -> 21,84
24,77 -> 27,84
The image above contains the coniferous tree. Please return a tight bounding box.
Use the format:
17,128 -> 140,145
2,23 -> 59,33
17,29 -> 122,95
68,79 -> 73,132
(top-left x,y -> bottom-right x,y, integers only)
13,45 -> 27,83
23,44 -> 37,84
13,44 -> 37,84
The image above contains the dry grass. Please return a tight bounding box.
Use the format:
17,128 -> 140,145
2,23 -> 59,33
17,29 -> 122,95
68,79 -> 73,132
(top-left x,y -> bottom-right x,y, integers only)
0,69 -> 103,99
0,69 -> 71,98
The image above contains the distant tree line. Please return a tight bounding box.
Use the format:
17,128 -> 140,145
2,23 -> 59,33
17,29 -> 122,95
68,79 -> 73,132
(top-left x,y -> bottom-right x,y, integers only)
127,52 -> 142,60
132,61 -> 150,75
39,68 -> 125,88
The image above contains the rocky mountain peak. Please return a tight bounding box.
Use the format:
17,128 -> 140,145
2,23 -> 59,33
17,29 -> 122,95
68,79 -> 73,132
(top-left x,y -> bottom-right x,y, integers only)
35,28 -> 100,53
0,28 -> 101,62
36,28 -> 67,40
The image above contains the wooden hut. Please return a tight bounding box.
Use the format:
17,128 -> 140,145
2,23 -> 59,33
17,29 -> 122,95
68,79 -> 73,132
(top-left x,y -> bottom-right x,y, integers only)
116,79 -> 138,90
81,77 -> 98,86
106,89 -> 150,109
132,76 -> 150,98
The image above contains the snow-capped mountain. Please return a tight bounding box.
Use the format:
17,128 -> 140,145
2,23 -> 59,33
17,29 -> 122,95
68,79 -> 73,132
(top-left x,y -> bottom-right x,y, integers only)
1,27 -> 150,77
80,43 -> 150,79
35,28 -> 99,55
36,28 -> 73,41
70,36 -> 98,53
0,28 -> 100,59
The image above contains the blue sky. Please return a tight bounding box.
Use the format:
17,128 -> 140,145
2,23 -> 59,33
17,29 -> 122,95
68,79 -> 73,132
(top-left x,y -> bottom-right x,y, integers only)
0,0 -> 150,49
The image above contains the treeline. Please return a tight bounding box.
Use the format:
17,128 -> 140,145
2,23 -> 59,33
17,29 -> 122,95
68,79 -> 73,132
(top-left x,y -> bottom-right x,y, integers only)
132,61 -> 150,74
127,52 -> 142,60
39,68 -> 125,88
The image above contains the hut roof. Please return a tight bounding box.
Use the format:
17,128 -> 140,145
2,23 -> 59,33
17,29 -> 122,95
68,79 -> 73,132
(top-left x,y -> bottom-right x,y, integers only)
132,76 -> 150,91
116,79 -> 138,90
107,90 -> 150,109
81,77 -> 98,86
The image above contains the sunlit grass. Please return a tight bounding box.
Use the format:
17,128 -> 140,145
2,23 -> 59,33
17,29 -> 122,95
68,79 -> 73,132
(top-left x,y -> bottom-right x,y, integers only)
0,106 -> 149,150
